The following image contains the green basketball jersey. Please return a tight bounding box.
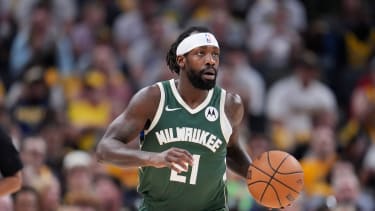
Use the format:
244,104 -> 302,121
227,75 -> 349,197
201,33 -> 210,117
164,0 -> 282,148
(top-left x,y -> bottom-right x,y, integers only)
138,79 -> 232,211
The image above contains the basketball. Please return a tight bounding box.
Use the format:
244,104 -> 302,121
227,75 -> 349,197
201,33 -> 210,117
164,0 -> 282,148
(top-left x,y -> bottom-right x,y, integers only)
247,150 -> 304,209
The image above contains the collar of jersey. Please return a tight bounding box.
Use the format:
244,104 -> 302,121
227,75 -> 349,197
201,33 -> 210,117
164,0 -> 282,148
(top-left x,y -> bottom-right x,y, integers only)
169,79 -> 214,114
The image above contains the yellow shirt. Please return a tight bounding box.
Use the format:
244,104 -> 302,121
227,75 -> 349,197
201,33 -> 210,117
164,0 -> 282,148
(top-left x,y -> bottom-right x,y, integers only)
105,164 -> 139,188
68,100 -> 110,128
300,155 -> 336,197
345,28 -> 375,69
68,100 -> 111,149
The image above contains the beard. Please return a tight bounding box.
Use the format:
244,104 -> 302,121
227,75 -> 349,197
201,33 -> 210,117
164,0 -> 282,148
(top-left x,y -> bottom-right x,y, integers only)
186,67 -> 217,90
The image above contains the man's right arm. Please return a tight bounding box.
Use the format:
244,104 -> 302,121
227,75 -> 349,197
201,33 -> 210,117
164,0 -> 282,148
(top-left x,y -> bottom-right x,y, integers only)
96,84 -> 193,172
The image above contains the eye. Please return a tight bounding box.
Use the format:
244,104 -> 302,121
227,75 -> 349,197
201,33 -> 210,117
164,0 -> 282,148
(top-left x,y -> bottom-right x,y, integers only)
197,51 -> 205,56
212,52 -> 220,58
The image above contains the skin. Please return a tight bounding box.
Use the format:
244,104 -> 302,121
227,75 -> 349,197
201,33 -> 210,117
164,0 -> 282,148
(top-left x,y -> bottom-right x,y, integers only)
96,40 -> 251,177
0,171 -> 22,196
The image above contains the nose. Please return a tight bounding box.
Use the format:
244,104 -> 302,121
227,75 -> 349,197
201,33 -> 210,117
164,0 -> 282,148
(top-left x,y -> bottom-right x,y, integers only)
205,54 -> 217,66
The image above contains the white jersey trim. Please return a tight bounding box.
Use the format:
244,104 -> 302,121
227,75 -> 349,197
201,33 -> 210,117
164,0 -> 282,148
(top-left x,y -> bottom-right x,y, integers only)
220,89 -> 232,143
169,79 -> 214,114
144,82 -> 165,135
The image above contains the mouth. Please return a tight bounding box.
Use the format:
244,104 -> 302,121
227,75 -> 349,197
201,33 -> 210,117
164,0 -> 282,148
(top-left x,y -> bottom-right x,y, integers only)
202,68 -> 217,80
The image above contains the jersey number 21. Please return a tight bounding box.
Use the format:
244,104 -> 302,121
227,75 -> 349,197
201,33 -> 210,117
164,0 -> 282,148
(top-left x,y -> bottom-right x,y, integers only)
170,154 -> 200,185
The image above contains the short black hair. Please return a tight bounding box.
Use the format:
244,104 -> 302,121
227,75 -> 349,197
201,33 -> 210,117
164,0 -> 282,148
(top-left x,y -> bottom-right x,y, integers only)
166,26 -> 212,74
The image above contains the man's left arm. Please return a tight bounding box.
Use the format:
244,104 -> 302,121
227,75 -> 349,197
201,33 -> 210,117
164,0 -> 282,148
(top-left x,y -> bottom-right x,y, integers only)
225,93 -> 252,178
226,128 -> 252,178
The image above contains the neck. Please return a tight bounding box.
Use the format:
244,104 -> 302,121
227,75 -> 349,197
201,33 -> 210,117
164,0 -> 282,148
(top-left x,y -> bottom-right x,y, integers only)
175,78 -> 210,109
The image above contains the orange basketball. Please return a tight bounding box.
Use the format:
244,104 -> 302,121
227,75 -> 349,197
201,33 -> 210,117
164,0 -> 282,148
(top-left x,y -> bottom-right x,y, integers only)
247,150 -> 304,209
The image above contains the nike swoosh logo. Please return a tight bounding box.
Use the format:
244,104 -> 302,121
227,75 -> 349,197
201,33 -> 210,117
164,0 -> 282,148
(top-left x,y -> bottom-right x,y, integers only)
165,105 -> 182,111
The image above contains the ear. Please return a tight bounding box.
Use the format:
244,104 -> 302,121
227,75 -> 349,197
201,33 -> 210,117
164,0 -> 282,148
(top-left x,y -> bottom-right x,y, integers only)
177,55 -> 185,69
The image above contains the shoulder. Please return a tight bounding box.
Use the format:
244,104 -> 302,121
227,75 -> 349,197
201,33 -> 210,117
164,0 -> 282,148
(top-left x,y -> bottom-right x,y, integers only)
127,82 -> 162,116
137,83 -> 161,100
225,91 -> 243,110
224,91 -> 244,126
132,82 -> 163,102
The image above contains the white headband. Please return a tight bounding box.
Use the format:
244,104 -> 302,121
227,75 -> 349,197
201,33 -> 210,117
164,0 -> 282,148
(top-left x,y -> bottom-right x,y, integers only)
176,32 -> 219,56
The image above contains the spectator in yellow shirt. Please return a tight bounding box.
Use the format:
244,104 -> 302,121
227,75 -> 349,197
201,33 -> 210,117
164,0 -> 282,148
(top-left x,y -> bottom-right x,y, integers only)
300,126 -> 338,197
67,71 -> 111,150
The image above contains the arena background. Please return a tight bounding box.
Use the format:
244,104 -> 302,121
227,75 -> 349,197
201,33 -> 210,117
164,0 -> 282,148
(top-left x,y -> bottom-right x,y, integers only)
0,0 -> 374,210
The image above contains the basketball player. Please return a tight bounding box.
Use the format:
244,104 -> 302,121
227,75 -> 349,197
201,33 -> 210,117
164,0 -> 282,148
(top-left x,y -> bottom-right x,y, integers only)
96,26 -> 252,211
0,126 -> 23,196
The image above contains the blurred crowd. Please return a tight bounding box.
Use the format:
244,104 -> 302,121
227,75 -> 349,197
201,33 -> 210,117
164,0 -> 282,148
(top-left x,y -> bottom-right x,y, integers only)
0,0 -> 374,210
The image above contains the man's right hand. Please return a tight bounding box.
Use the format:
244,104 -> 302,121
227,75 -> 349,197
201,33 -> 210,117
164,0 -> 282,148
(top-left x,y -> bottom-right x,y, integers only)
151,147 -> 194,173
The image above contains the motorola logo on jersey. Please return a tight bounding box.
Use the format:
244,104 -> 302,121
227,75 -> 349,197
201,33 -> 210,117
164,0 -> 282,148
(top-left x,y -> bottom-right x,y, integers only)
205,106 -> 218,122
